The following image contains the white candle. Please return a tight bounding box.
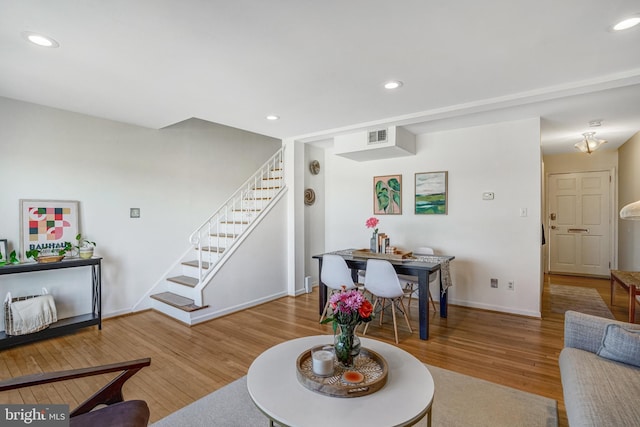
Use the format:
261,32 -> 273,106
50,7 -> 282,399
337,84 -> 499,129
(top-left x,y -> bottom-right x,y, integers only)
312,350 -> 334,376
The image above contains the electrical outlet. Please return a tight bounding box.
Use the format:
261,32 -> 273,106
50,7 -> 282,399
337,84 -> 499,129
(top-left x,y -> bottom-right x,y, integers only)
507,281 -> 515,290
491,278 -> 498,288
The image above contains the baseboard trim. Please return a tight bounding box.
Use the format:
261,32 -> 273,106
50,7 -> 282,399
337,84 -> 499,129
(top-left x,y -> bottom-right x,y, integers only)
189,291 -> 289,325
448,298 -> 541,318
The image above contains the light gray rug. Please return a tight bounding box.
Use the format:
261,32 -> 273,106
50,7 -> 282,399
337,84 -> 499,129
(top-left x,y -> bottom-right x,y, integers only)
152,364 -> 557,427
550,284 -> 615,319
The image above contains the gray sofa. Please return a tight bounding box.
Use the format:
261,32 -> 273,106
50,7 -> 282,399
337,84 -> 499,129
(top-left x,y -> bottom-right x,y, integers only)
559,311 -> 640,426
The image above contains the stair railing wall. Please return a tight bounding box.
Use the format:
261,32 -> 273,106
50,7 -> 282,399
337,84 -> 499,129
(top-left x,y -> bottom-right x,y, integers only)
188,147 -> 285,283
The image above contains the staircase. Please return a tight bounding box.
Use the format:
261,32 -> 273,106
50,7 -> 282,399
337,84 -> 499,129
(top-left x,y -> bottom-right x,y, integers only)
149,147 -> 285,324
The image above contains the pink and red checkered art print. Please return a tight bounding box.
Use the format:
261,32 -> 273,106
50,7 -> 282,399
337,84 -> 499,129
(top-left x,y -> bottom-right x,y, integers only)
20,200 -> 79,259
28,207 -> 71,241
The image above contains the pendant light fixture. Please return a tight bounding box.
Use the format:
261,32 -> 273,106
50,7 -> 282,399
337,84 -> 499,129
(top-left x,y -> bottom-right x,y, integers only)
620,200 -> 640,219
574,131 -> 607,154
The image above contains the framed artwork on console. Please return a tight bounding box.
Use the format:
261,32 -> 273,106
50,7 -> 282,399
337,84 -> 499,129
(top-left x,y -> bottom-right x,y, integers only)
0,239 -> 7,262
19,199 -> 79,259
415,171 -> 448,215
373,175 -> 402,215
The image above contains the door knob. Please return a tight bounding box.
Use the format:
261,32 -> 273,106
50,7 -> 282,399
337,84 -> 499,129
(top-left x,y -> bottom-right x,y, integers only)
551,225 -> 557,230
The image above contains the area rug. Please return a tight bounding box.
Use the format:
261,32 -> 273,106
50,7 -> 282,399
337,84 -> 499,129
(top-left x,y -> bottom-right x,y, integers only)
151,364 -> 558,427
549,284 -> 615,319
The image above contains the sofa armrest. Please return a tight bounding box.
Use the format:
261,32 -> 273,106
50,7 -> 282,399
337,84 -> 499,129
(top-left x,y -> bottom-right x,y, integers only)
564,311 -> 640,353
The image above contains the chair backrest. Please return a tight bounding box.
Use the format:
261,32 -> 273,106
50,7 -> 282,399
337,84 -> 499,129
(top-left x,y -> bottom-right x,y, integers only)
364,259 -> 405,298
414,247 -> 438,284
321,255 -> 357,291
414,247 -> 434,255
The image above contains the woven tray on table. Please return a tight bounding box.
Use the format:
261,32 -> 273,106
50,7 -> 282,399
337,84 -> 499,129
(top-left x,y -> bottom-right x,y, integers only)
296,347 -> 388,397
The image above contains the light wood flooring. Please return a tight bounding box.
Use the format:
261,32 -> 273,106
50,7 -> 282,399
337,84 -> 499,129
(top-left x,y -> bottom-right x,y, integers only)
0,274 -> 633,426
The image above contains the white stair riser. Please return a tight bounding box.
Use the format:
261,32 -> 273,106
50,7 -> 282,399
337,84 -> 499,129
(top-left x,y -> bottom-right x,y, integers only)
151,300 -> 194,325
193,251 -> 222,263
259,179 -> 282,188
229,211 -> 258,222
181,264 -> 204,277
215,223 -> 248,235
238,200 -> 263,209
205,236 -> 235,246
250,189 -> 278,198
166,281 -> 199,299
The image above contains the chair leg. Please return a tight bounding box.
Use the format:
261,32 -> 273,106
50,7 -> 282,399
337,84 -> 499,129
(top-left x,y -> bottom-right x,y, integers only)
428,289 -> 436,312
391,299 -> 399,344
405,283 -> 414,309
379,298 -> 386,326
399,298 -> 413,333
319,299 -> 331,323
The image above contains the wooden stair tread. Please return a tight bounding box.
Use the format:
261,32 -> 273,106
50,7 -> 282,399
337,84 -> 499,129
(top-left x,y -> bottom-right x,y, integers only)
199,246 -> 225,253
150,292 -> 208,312
181,260 -> 211,269
167,275 -> 199,287
210,233 -> 238,238
220,221 -> 249,224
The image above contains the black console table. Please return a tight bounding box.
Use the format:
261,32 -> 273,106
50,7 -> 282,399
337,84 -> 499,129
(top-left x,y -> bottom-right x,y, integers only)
0,257 -> 102,350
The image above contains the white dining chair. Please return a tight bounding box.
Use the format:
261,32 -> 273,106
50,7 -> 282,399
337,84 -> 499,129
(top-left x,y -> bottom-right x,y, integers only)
362,259 -> 413,344
400,247 -> 438,311
319,254 -> 362,322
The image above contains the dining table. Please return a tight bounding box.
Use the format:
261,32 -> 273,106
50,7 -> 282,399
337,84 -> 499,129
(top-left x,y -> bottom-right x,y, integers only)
313,249 -> 455,340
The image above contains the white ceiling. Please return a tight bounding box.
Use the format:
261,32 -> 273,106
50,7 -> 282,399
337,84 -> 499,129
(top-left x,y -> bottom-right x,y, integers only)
1,0 -> 639,154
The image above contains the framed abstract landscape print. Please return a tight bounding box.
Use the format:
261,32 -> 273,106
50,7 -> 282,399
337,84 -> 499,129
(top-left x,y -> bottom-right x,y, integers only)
415,171 -> 448,215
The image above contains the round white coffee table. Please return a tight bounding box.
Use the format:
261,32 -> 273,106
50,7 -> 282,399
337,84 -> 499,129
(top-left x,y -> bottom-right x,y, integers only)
247,335 -> 434,427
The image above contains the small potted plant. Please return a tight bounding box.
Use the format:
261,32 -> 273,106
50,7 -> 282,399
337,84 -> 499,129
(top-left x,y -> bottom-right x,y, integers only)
75,233 -> 96,259
26,242 -> 72,263
0,250 -> 20,266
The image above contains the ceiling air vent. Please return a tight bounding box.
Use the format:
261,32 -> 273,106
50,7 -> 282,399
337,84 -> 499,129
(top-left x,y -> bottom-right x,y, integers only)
368,129 -> 387,145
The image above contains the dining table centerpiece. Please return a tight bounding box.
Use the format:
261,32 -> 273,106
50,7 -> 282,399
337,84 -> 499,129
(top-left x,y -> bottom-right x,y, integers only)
366,216 -> 379,253
321,287 -> 373,368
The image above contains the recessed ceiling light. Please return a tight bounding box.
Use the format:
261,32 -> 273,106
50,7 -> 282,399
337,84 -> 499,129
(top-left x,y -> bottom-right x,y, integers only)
266,115 -> 280,121
613,15 -> 640,31
384,80 -> 403,90
22,31 -> 59,48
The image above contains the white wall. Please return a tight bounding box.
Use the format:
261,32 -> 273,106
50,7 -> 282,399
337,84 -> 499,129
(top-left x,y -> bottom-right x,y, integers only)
323,118 -> 543,317
198,196 -> 288,321
304,145 -> 325,287
543,151 -> 618,175
0,97 -> 281,320
618,131 -> 640,270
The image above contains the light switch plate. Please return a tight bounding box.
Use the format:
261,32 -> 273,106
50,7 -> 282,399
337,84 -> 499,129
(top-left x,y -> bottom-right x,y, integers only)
130,208 -> 140,218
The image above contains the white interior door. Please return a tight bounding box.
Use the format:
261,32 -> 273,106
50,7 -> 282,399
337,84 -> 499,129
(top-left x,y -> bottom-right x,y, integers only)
548,171 -> 611,276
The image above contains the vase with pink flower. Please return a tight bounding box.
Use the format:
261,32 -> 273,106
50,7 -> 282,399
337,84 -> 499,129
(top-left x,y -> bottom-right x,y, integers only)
321,287 -> 374,368
366,217 -> 379,253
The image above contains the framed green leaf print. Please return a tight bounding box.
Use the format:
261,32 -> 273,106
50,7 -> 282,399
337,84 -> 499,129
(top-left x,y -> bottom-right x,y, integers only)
373,175 -> 402,215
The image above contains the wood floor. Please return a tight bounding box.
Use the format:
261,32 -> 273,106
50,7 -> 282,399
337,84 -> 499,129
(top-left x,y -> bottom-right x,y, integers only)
0,273 -> 633,426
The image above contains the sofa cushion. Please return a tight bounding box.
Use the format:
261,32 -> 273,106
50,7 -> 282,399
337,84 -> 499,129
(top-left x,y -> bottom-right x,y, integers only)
597,324 -> 640,367
560,347 -> 640,427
